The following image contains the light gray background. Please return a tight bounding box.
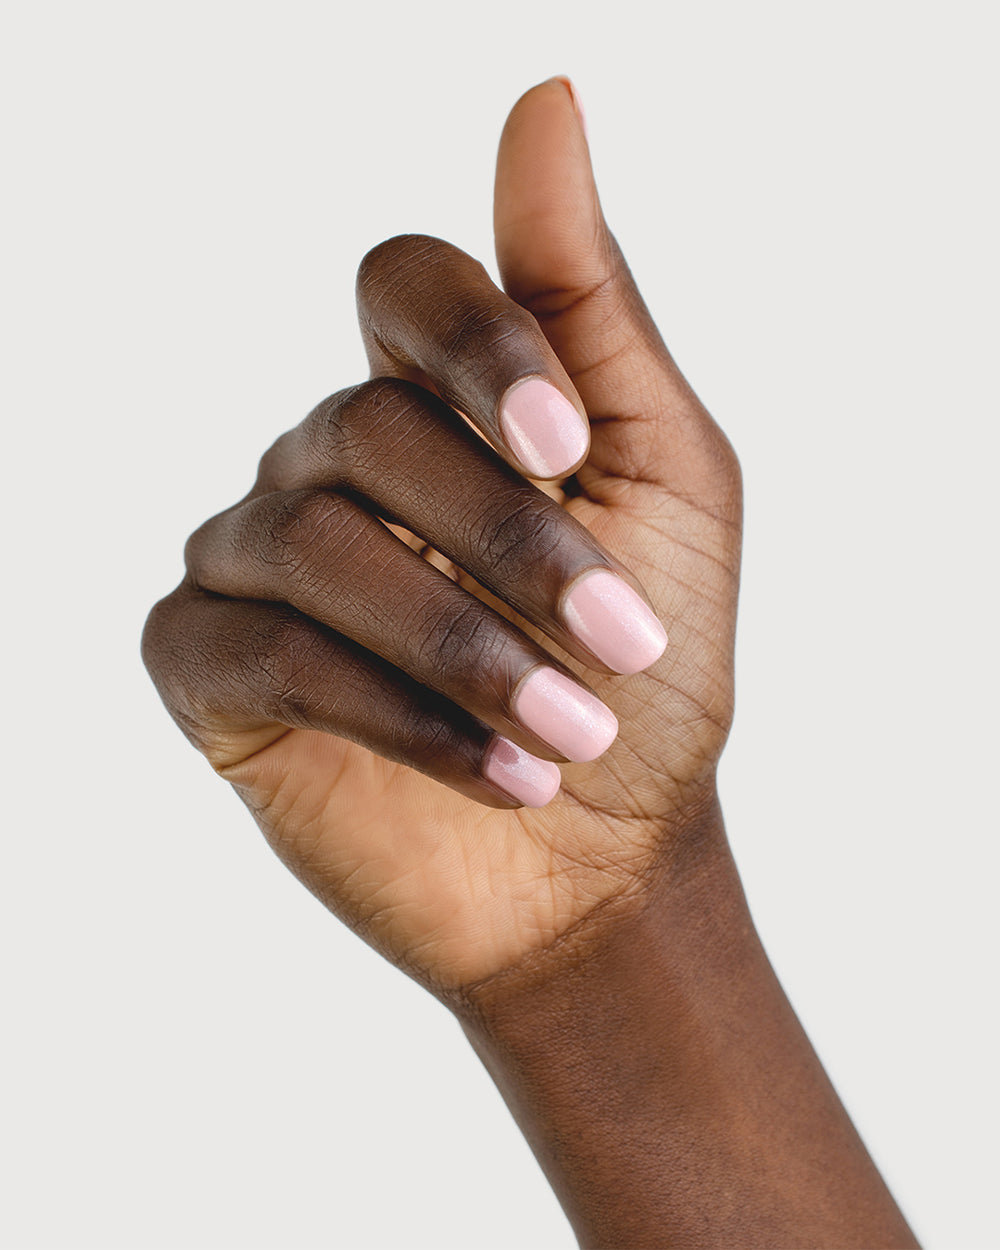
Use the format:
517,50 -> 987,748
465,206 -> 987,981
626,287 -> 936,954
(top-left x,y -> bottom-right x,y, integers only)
2,2 -> 997,1247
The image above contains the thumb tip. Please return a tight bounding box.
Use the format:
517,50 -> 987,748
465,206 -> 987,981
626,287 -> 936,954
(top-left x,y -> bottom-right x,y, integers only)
547,76 -> 589,137
500,76 -> 586,149
495,77 -> 596,246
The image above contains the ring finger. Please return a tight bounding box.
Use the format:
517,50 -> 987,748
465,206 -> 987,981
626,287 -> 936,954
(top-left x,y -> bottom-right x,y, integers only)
185,486 -> 619,766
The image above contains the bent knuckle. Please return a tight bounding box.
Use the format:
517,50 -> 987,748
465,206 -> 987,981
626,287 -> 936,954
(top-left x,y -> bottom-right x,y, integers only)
253,387 -> 352,493
140,586 -> 187,682
343,376 -> 423,429
141,585 -> 236,739
316,378 -> 425,459
182,514 -> 223,582
299,386 -> 367,466
419,597 -> 504,683
390,700 -> 471,773
440,299 -> 536,373
253,428 -> 295,494
357,234 -> 450,305
482,497 -> 565,573
255,612 -> 326,724
262,489 -> 357,579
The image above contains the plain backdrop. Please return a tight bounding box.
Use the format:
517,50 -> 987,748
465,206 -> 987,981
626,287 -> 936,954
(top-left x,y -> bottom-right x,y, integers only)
2,2 -> 997,1247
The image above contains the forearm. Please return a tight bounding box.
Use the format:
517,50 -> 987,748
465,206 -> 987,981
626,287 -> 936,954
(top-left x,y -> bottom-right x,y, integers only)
455,797 -> 917,1249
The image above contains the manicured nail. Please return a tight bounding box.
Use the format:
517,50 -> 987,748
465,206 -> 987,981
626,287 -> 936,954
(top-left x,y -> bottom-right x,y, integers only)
562,569 -> 668,675
499,377 -> 589,479
513,666 -> 618,763
552,75 -> 588,139
482,736 -> 561,807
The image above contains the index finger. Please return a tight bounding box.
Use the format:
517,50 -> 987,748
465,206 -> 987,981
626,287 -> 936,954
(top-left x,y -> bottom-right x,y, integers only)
356,234 -> 590,481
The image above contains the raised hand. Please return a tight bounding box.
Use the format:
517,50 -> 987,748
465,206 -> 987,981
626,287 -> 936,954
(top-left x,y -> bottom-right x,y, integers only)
143,79 -> 739,992
143,81 -> 918,1248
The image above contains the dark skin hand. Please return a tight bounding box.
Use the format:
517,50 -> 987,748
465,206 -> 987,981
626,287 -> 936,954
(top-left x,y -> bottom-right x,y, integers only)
143,79 -> 919,1247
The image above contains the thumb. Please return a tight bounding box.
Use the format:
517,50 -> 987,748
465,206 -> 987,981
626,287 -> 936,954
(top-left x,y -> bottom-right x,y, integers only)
494,78 -> 730,501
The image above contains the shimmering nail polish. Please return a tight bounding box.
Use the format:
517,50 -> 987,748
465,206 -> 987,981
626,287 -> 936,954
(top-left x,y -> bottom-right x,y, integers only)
513,666 -> 618,763
562,569 -> 668,675
499,377 -> 589,479
482,736 -> 561,807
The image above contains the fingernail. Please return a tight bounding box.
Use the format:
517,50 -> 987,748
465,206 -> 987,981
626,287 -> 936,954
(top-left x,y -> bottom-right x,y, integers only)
499,377 -> 589,479
513,666 -> 618,763
553,75 -> 589,139
562,569 -> 668,675
482,736 -> 561,807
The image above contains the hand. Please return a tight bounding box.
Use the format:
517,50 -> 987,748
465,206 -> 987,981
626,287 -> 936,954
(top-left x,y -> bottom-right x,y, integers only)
142,78 -> 741,994
143,80 -> 918,1246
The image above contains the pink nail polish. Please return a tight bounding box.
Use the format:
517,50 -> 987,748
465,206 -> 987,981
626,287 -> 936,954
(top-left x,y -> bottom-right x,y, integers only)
513,666 -> 618,763
499,377 -> 589,479
482,736 -> 561,807
562,569 -> 668,675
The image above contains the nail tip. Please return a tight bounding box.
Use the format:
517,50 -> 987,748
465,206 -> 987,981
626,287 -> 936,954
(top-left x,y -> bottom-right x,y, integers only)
579,708 -> 620,761
566,723 -> 618,764
614,636 -> 668,676
523,771 -> 562,808
513,753 -> 562,807
637,629 -> 669,673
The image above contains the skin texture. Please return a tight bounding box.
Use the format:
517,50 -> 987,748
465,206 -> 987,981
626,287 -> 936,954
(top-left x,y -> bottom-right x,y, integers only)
459,801 -> 917,1248
144,79 -> 738,990
143,80 -> 918,1246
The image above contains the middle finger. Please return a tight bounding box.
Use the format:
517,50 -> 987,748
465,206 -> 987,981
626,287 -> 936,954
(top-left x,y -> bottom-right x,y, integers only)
252,378 -> 668,678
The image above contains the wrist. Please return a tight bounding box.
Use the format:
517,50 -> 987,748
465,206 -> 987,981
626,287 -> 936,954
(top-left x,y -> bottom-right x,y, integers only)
451,785 -> 735,1016
451,795 -> 917,1249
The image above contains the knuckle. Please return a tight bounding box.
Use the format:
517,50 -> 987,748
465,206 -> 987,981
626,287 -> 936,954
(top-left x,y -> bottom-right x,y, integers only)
303,390 -> 353,460
140,586 -> 186,682
356,233 -> 449,304
263,489 -> 356,579
392,702 -> 447,762
481,497 -> 565,573
256,387 -> 355,494
308,378 -> 423,460
255,611 -> 324,724
141,584 -> 233,744
342,376 -> 422,428
418,596 -> 504,684
182,514 -> 220,581
299,387 -> 364,467
391,700 -> 472,773
253,428 -> 295,494
259,382 -> 422,491
440,299 -> 535,373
